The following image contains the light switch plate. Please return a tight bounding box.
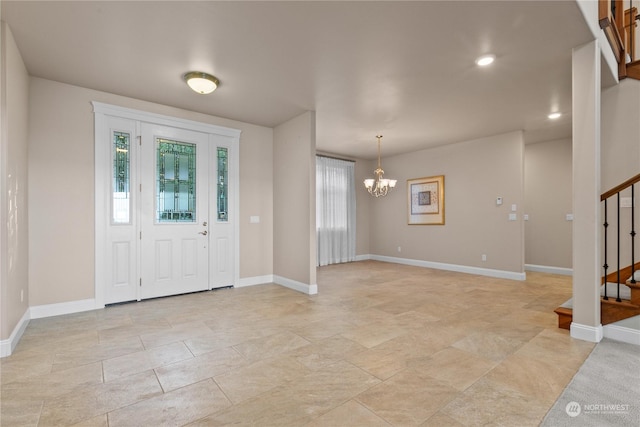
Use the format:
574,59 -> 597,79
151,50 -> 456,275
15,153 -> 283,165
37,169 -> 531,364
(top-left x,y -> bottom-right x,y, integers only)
250,215 -> 260,223
509,213 -> 517,221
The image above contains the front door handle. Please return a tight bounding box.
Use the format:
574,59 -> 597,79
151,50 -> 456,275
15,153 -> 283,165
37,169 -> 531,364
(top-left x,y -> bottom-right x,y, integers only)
198,230 -> 208,236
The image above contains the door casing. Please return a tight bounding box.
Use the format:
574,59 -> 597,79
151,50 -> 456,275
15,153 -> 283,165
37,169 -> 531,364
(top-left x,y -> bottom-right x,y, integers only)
93,102 -> 241,307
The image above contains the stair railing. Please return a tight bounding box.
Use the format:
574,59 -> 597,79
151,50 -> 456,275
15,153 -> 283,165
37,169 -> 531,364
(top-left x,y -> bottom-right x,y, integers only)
601,173 -> 640,301
600,0 -> 640,80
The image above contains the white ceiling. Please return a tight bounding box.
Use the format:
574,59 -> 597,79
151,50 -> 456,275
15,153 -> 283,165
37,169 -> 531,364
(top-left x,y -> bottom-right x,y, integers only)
2,1 -> 593,159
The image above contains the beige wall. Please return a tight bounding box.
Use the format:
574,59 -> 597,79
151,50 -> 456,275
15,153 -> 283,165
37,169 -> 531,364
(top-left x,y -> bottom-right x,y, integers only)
524,138 -> 573,269
601,79 -> 640,190
1,23 -> 30,340
601,78 -> 640,273
28,77 -> 273,306
369,131 -> 525,274
273,111 -> 316,286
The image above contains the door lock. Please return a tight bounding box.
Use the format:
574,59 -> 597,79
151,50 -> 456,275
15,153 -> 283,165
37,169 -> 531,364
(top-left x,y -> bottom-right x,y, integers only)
202,221 -> 208,226
198,230 -> 208,236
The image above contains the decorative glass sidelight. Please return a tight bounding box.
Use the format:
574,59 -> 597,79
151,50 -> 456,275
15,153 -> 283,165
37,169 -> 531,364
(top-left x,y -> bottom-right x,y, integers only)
217,147 -> 228,221
113,131 -> 131,224
156,139 -> 197,222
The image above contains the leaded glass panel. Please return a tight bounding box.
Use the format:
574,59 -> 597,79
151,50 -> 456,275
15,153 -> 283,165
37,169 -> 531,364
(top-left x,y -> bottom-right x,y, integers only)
156,139 -> 196,222
112,131 -> 130,224
217,147 -> 228,221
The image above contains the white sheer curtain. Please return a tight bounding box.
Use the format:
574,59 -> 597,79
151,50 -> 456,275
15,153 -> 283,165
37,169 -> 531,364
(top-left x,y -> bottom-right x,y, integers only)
316,156 -> 356,266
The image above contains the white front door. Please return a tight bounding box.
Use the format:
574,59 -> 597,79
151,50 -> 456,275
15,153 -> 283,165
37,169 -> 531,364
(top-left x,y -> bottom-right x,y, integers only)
94,103 -> 240,307
140,123 -> 210,299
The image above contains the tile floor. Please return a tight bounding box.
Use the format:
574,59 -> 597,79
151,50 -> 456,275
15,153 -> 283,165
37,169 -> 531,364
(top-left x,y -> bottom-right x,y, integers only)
1,261 -> 597,426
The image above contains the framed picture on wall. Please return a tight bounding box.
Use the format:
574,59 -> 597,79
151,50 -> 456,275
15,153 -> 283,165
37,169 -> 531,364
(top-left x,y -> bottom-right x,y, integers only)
407,175 -> 445,225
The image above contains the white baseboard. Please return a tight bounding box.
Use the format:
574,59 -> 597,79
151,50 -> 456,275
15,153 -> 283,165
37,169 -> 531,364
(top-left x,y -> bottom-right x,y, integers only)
525,264 -> 573,276
571,322 -> 604,342
603,324 -> 640,345
29,298 -> 98,320
0,309 -> 30,358
368,254 -> 526,281
236,275 -> 274,288
354,254 -> 371,262
273,275 -> 318,295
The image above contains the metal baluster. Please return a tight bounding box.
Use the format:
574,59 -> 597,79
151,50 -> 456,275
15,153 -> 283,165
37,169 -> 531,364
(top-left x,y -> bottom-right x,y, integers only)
604,198 -> 609,300
617,192 -> 622,302
632,184 -> 637,284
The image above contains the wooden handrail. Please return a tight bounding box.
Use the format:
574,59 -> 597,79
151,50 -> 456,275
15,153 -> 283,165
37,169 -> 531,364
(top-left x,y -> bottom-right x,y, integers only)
599,0 -> 639,80
601,173 -> 640,200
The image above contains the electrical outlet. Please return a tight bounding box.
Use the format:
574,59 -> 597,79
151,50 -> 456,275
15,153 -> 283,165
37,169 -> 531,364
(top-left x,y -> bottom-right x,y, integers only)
482,254 -> 487,262
397,246 -> 402,253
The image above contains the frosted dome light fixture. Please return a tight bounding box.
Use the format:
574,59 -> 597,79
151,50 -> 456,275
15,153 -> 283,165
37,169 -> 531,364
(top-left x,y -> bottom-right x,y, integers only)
475,54 -> 496,66
183,71 -> 219,94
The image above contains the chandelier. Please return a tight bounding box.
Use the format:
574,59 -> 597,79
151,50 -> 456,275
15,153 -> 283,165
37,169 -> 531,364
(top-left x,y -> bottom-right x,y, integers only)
364,135 -> 397,197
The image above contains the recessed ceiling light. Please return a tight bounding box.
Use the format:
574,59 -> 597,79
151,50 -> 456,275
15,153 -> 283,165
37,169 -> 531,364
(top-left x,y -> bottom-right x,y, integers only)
475,54 -> 495,67
183,71 -> 219,94
548,112 -> 562,119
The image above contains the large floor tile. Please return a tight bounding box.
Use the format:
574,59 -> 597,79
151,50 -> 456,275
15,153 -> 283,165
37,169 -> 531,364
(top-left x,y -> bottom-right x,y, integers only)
287,334 -> 368,370
485,353 -> 576,405
441,378 -> 549,426
102,341 -> 193,382
232,330 -> 310,362
2,362 -> 104,401
452,330 -> 526,363
306,399 -> 392,426
154,345 -> 246,392
357,368 -> 459,425
198,360 -> 381,426
213,356 -> 311,403
38,370 -> 163,426
108,379 -> 231,427
409,346 -> 497,391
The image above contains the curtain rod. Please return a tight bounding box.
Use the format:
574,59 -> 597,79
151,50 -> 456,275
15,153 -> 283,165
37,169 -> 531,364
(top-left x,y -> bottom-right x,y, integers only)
316,153 -> 355,163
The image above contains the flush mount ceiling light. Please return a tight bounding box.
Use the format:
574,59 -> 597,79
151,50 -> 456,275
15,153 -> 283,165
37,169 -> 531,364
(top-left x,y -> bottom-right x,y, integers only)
183,71 -> 219,94
475,54 -> 496,67
548,112 -> 562,119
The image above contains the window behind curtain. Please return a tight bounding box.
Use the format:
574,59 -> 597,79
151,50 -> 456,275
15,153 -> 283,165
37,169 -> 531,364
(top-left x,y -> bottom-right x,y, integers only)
316,156 -> 356,266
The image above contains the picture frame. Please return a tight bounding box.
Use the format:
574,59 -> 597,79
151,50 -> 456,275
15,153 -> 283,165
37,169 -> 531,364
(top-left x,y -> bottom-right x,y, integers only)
407,175 -> 445,225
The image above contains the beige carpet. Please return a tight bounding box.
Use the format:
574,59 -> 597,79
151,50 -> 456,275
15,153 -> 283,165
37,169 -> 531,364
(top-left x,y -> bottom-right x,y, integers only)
541,338 -> 640,426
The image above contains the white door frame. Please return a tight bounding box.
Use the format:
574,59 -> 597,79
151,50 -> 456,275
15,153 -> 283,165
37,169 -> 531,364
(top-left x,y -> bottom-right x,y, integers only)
93,102 -> 241,308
